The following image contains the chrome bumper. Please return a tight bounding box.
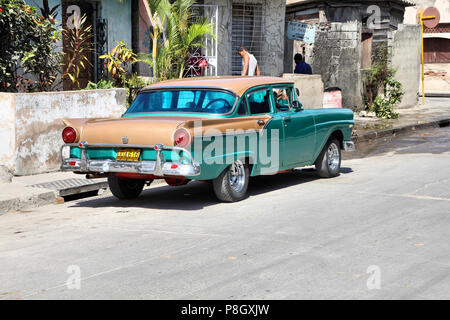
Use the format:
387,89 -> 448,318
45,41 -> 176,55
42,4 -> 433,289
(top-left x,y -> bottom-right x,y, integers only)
343,141 -> 356,152
60,142 -> 200,177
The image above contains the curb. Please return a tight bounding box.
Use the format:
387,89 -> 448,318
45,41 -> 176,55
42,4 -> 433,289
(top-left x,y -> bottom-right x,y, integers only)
352,118 -> 450,143
0,187 -> 57,215
419,93 -> 450,98
0,178 -> 169,215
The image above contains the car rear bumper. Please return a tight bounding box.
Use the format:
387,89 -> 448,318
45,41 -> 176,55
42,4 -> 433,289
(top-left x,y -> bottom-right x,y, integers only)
60,142 -> 201,177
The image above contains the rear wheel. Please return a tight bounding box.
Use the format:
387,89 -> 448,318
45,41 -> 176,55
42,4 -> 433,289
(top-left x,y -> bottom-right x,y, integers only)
315,138 -> 342,178
108,175 -> 148,199
212,160 -> 249,202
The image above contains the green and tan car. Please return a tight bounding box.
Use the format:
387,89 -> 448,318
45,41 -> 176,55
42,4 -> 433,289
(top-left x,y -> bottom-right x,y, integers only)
61,77 -> 355,202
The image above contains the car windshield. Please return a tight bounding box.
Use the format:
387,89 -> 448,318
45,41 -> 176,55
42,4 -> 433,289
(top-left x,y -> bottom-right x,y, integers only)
125,90 -> 238,115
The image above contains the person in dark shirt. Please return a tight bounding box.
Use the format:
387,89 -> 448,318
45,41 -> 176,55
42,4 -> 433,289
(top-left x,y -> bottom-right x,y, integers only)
294,53 -> 312,75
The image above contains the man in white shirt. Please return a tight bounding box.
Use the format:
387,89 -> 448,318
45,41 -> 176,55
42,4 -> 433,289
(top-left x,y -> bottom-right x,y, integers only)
238,46 -> 261,76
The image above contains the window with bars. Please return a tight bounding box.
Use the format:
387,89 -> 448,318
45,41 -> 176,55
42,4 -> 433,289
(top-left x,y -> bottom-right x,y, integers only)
231,2 -> 266,75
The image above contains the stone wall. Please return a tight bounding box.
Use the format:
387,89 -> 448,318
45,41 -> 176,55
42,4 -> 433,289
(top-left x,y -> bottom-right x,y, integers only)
311,22 -> 364,111
0,89 -> 127,176
388,24 -> 421,108
263,0 -> 287,76
205,0 -> 286,76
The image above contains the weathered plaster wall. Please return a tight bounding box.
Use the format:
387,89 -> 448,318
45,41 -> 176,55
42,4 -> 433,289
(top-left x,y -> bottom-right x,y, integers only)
103,0 -> 132,52
263,0 -> 287,76
0,89 -> 127,176
388,24 -> 421,108
282,74 -> 324,109
0,94 -> 16,170
205,0 -> 285,76
311,22 -> 363,111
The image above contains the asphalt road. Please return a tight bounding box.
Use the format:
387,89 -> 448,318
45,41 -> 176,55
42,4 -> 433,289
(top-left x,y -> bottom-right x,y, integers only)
0,127 -> 449,300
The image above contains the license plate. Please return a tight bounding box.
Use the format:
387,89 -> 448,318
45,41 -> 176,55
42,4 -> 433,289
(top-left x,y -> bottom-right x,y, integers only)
116,148 -> 141,162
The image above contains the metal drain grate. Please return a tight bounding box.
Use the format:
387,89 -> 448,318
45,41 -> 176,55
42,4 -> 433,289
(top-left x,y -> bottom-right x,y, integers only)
28,178 -> 108,197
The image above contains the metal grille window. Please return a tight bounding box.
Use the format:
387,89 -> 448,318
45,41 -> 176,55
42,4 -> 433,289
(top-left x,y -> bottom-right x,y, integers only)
183,4 -> 218,78
232,1 -> 266,76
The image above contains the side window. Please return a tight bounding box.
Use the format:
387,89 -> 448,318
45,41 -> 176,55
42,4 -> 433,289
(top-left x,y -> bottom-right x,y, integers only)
273,87 -> 293,112
177,91 -> 195,109
247,90 -> 271,115
237,99 -> 248,115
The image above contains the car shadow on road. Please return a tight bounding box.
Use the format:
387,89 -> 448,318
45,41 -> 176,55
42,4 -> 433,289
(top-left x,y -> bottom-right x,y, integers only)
70,167 -> 353,211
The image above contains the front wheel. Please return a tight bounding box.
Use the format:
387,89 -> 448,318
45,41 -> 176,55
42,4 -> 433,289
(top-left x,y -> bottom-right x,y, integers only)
315,138 -> 342,178
212,160 -> 249,202
108,175 -> 148,199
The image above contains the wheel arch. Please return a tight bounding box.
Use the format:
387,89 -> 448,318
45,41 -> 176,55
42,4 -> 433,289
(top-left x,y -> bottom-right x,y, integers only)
312,129 -> 345,164
330,130 -> 344,149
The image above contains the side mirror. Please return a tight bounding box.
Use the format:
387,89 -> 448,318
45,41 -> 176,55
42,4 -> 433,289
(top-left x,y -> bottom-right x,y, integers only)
292,100 -> 303,111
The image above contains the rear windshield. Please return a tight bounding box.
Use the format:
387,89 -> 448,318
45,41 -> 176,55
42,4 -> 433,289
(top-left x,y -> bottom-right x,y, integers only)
126,90 -> 238,115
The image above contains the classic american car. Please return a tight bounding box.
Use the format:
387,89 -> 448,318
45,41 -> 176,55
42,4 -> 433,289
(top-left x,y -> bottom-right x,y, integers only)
61,77 -> 355,202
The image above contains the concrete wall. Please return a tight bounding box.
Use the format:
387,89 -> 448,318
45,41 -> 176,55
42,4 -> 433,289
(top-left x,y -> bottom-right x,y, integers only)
263,0 -> 287,77
0,95 -> 16,170
310,22 -> 364,111
388,24 -> 421,108
0,89 -> 127,176
205,0 -> 286,76
282,74 -> 324,109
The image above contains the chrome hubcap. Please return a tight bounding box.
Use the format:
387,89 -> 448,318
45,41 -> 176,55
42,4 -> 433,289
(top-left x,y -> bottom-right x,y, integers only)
229,160 -> 245,193
327,143 -> 340,171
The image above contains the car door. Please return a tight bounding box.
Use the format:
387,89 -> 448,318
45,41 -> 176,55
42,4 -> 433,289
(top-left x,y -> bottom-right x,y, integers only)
273,86 -> 316,167
245,88 -> 284,174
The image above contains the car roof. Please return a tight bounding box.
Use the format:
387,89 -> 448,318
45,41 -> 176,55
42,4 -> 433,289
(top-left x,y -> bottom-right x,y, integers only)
142,76 -> 295,97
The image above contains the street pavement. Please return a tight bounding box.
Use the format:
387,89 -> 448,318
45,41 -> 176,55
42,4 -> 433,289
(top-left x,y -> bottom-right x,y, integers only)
0,127 -> 449,300
420,97 -> 450,107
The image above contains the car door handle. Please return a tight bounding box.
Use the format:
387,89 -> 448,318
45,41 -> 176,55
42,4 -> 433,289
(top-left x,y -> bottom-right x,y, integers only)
257,119 -> 266,126
283,116 -> 292,122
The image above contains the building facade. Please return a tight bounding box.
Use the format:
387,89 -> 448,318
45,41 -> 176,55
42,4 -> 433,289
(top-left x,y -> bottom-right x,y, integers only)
26,0 -> 136,88
404,0 -> 450,63
26,0 -> 287,85
285,0 -> 420,110
197,0 -> 286,77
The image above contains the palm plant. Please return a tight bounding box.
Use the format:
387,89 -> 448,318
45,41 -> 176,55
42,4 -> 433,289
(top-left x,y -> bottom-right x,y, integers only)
171,0 -> 215,78
100,41 -> 137,87
147,0 -> 215,81
147,0 -> 169,80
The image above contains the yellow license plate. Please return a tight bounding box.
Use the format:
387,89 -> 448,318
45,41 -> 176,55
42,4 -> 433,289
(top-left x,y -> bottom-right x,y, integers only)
116,148 -> 141,162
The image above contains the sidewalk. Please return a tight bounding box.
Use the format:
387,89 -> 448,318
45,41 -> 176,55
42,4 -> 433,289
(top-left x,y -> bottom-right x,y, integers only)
421,63 -> 450,95
353,102 -> 450,142
0,171 -> 168,215
0,172 -> 108,215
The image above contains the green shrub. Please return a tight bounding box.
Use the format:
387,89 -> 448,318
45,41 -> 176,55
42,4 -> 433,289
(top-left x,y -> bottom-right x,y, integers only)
0,0 -> 62,92
85,79 -> 115,90
364,44 -> 404,119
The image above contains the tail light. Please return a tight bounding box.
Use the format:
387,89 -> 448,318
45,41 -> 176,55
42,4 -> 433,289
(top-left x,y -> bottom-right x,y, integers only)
62,127 -> 77,144
173,128 -> 190,147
